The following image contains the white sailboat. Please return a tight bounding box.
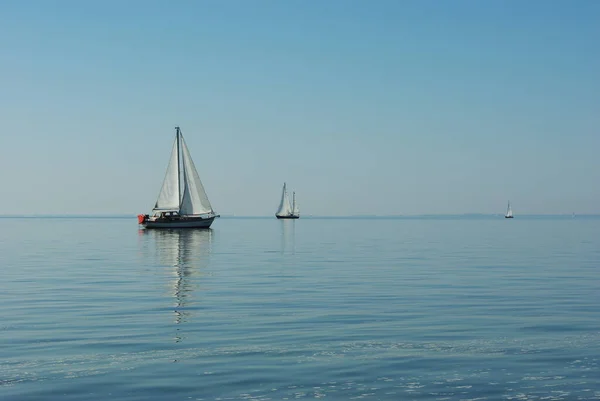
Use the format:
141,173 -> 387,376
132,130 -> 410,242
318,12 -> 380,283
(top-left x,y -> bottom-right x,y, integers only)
276,183 -> 299,219
505,201 -> 513,219
138,126 -> 219,228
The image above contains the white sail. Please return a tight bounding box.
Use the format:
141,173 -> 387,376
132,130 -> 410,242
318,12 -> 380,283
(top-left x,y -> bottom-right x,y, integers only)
276,183 -> 292,216
506,202 -> 513,217
154,136 -> 180,211
292,192 -> 299,216
179,135 -> 214,216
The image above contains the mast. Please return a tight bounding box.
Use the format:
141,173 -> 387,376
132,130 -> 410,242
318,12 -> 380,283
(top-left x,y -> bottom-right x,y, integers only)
292,192 -> 296,215
175,126 -> 181,206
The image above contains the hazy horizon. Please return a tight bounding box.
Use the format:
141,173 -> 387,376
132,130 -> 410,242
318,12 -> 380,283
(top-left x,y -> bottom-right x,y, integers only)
1,1 -> 598,216
1,213 -> 597,219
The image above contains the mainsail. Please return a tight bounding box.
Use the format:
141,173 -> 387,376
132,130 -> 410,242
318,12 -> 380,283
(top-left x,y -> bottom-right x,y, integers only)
154,137 -> 180,211
506,201 -> 513,218
276,183 -> 293,217
153,127 -> 214,216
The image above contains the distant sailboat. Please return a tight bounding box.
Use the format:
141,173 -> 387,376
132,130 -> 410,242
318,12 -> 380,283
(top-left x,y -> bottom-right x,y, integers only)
505,201 -> 514,219
138,126 -> 219,228
276,183 -> 300,219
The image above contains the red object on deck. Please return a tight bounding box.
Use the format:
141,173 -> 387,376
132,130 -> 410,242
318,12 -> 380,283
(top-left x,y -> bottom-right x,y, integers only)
137,214 -> 146,224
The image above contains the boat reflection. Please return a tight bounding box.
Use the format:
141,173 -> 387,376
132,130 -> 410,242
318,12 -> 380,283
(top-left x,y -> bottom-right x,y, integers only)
139,228 -> 213,342
280,219 -> 296,255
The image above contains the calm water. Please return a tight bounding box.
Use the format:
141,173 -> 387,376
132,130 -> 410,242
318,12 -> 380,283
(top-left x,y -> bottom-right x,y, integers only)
1,217 -> 599,400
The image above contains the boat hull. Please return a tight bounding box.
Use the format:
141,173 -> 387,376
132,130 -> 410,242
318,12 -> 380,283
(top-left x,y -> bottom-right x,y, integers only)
505,216 -> 513,219
276,215 -> 299,219
142,216 -> 215,229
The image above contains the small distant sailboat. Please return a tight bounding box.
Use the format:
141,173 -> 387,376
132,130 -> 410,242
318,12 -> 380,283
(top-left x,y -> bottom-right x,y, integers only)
276,183 -> 300,219
505,201 -> 514,219
138,126 -> 219,229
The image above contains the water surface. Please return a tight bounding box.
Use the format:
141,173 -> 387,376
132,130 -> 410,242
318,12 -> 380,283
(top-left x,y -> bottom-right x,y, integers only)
1,217 -> 599,400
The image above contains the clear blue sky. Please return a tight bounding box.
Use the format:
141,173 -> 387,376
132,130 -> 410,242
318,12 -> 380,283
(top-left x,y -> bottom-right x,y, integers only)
1,0 -> 598,215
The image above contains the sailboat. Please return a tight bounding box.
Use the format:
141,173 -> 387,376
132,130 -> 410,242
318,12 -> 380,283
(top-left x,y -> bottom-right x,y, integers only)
505,201 -> 514,219
276,183 -> 299,219
138,126 -> 219,229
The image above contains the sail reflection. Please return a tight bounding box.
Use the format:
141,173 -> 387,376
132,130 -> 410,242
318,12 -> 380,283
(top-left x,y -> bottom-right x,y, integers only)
139,228 -> 213,342
280,219 -> 296,255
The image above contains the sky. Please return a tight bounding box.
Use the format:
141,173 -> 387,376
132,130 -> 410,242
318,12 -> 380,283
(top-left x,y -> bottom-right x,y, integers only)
0,0 -> 598,216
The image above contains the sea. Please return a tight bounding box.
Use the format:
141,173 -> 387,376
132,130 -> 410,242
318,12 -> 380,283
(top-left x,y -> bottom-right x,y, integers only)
1,216 -> 599,401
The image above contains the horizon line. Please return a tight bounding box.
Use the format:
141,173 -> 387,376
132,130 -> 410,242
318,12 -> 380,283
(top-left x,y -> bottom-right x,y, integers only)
0,213 -> 598,219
